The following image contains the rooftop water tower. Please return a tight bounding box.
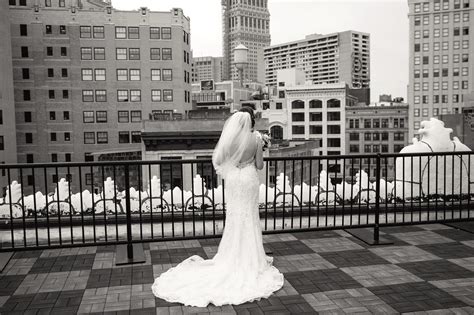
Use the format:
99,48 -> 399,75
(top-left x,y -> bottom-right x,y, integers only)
234,44 -> 248,87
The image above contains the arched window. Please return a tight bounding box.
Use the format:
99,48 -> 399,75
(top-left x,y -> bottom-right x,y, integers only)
309,99 -> 322,109
291,100 -> 304,109
327,99 -> 341,108
270,125 -> 283,140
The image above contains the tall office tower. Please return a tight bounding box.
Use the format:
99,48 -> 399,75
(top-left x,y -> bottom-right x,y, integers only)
8,0 -> 191,190
0,0 -> 18,180
408,0 -> 473,139
222,0 -> 271,83
264,31 -> 370,90
192,56 -> 224,83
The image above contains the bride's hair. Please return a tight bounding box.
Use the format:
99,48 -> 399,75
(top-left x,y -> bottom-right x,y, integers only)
238,107 -> 255,128
212,110 -> 253,176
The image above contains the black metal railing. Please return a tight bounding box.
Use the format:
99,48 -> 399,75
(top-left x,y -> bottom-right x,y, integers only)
0,151 -> 473,252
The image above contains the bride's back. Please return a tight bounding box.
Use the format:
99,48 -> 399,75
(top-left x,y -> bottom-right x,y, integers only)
229,132 -> 256,164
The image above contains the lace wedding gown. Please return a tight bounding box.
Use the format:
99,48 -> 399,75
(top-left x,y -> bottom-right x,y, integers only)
151,161 -> 284,307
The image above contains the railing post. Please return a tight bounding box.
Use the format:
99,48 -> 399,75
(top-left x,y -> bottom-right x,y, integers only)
116,164 -> 145,265
374,153 -> 381,243
125,165 -> 133,259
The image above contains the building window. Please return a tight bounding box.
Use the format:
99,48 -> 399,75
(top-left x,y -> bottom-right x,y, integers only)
462,80 -> 469,89
151,69 -> 161,81
80,26 -> 91,38
21,46 -> 29,58
115,26 -> 127,39
94,90 -> 106,102
118,111 -> 129,123
49,90 -> 55,99
129,69 -> 141,81
23,90 -> 31,101
50,133 -> 57,142
20,24 -> 28,36
93,26 -> 104,38
94,69 -> 106,80
97,132 -> 108,144
349,145 -> 359,153
84,132 -> 95,144
463,27 -> 470,35
162,69 -> 173,81
151,89 -> 161,102
131,131 -> 141,143
22,68 -> 30,80
116,48 -> 127,60
119,131 -> 130,143
83,111 -> 94,123
117,90 -> 129,102
327,138 -> 341,148
80,47 -> 92,60
163,89 -> 173,101
59,25 -> 66,34
128,27 -> 139,39
131,111 -> 142,122
47,68 -> 54,78
25,133 -> 33,144
129,48 -> 140,60
150,27 -> 160,39
24,112 -> 32,123
94,48 -> 105,60
381,132 -> 388,140
327,112 -> 340,121
62,90 -> 69,99
130,90 -> 141,102
161,27 -> 171,39
82,90 -> 93,102
95,111 -> 107,123
61,68 -> 68,78
82,69 -> 93,80
162,48 -> 172,60
150,48 -> 160,60
117,69 -> 128,81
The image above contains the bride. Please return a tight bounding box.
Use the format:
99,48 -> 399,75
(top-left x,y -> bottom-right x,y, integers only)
151,107 -> 284,307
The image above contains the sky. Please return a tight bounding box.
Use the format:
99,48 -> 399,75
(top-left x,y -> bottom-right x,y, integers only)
112,0 -> 409,102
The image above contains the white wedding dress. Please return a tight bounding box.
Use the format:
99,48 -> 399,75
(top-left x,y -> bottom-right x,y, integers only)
151,160 -> 284,307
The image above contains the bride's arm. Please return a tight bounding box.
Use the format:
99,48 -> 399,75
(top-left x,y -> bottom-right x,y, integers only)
255,139 -> 264,170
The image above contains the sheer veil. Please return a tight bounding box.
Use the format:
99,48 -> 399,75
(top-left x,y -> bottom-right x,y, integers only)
212,112 -> 253,177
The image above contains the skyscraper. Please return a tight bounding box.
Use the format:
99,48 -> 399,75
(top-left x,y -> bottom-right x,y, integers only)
192,56 -> 223,83
264,31 -> 370,90
408,0 -> 473,139
222,0 -> 271,83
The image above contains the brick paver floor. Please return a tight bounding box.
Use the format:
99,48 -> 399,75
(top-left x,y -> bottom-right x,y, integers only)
1,223 -> 474,314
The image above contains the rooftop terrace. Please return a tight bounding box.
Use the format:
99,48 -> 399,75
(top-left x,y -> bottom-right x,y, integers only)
1,224 -> 474,314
